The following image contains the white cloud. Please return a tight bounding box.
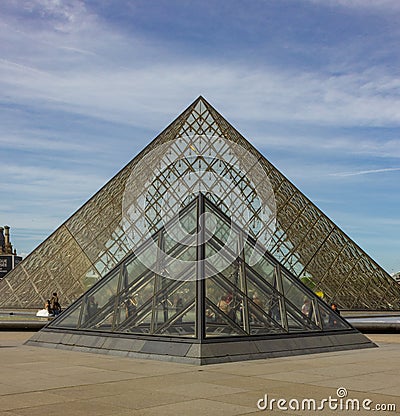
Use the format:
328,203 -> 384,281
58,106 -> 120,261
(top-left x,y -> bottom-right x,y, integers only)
1,2 -> 400,133
0,164 -> 106,199
254,134 -> 400,160
4,0 -> 96,33
0,133 -> 94,153
308,0 -> 400,12
1,58 -> 400,131
330,167 -> 400,177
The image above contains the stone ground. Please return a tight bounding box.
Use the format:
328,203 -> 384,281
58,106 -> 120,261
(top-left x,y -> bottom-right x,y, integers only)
0,332 -> 399,415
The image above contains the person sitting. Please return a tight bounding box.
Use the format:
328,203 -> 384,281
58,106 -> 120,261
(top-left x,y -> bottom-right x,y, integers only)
45,299 -> 52,315
217,295 -> 231,319
36,300 -> 53,317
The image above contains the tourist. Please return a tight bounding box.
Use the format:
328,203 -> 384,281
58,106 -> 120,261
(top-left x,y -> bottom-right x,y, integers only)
175,296 -> 184,323
217,295 -> 231,317
44,299 -> 52,315
86,295 -> 98,321
331,303 -> 340,315
251,293 -> 263,323
301,299 -> 311,316
329,303 -> 340,327
125,294 -> 138,320
50,292 -> 61,316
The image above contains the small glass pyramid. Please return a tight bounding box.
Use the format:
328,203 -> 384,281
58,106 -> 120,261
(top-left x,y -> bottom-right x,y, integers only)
48,193 -> 351,340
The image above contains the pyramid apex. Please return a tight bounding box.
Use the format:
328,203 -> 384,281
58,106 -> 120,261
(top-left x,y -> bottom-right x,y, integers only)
190,95 -> 210,107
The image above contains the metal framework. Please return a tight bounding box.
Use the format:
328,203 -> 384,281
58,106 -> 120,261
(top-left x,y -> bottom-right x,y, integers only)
0,97 -> 399,310
48,194 -> 351,339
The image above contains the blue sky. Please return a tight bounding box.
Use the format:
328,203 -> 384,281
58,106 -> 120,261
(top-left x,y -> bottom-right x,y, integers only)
1,0 -> 400,274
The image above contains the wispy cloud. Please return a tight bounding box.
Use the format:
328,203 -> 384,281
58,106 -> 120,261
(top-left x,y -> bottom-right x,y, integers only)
330,167 -> 400,177
254,134 -> 400,160
1,61 -> 400,130
0,164 -> 106,196
0,133 -> 94,153
1,2 -> 400,131
308,0 -> 400,11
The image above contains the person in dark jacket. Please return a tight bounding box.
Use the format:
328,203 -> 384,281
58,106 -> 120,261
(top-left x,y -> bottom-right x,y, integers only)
50,292 -> 61,316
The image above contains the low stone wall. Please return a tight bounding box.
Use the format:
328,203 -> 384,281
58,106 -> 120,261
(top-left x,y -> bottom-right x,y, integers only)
26,329 -> 376,365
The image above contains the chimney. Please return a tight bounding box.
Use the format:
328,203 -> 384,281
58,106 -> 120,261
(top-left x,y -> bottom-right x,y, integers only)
4,226 -> 13,255
0,227 -> 4,254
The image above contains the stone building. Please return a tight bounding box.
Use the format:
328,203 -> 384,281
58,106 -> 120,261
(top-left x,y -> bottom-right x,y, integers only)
0,226 -> 22,279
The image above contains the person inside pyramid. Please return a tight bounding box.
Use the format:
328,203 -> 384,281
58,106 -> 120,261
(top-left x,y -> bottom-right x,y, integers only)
217,295 -> 231,317
125,293 -> 138,319
85,295 -> 98,321
174,295 -> 184,323
301,299 -> 311,316
206,306 -> 216,322
251,292 -> 264,324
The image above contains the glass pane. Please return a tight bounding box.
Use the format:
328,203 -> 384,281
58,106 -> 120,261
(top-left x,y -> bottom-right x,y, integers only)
160,209 -> 198,278
205,277 -> 246,336
280,270 -> 319,326
179,204 -> 197,235
245,243 -> 276,288
152,279 -> 196,332
205,242 -> 241,287
125,247 -> 156,287
156,301 -> 196,338
50,301 -> 82,328
246,273 -> 283,328
125,308 -> 153,334
115,275 -> 156,333
162,247 -> 197,279
318,304 -> 349,330
164,203 -> 197,253
88,268 -> 120,311
164,223 -> 195,254
205,299 -> 245,338
205,202 -> 231,245
248,300 -> 285,336
82,295 -> 101,323
285,302 -> 318,332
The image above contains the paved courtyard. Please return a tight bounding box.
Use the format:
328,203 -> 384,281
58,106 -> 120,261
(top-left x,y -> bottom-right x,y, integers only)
0,332 -> 399,415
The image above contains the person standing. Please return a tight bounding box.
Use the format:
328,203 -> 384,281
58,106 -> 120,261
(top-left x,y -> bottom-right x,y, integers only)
329,303 -> 340,327
50,292 -> 61,316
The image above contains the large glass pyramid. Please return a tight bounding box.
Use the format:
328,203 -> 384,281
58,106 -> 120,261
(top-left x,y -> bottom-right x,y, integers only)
28,194 -> 374,364
1,97 -> 399,312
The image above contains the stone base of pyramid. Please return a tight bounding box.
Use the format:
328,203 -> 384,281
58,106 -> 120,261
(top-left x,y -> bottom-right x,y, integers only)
26,328 -> 375,365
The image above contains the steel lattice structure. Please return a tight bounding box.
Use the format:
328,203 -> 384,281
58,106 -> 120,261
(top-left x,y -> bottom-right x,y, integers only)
0,97 -> 399,310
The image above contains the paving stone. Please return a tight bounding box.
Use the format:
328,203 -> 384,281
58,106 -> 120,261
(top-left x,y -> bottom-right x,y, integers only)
0,332 -> 399,416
